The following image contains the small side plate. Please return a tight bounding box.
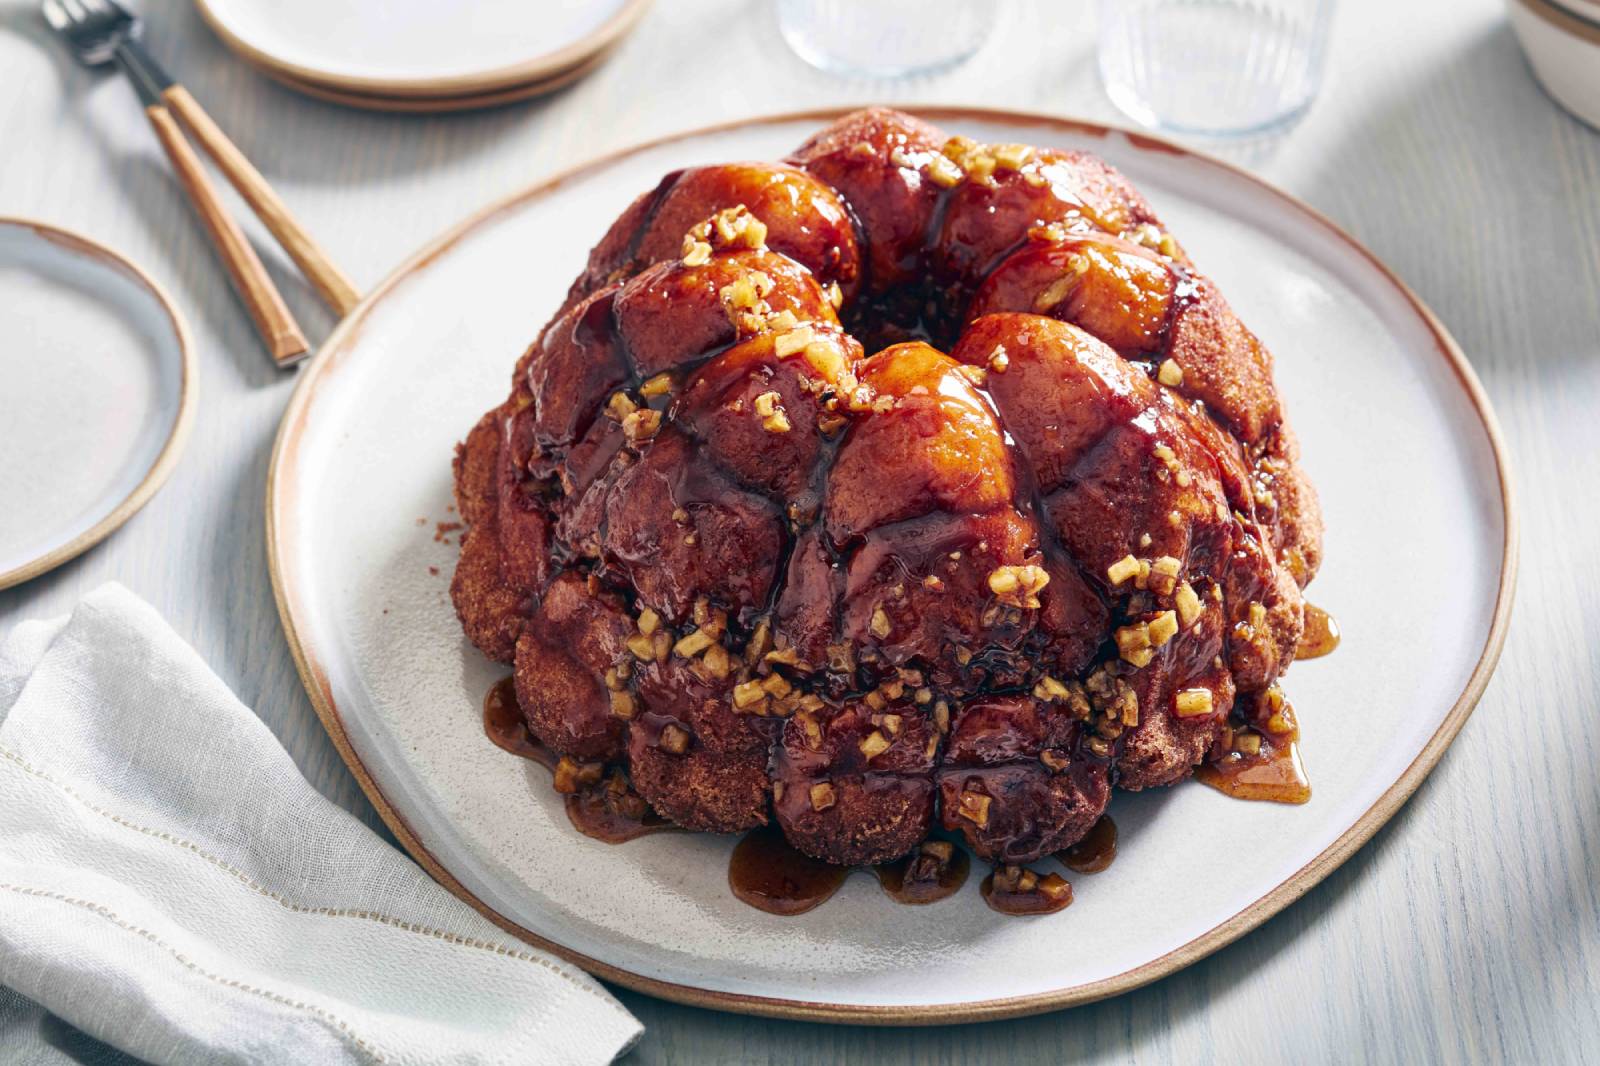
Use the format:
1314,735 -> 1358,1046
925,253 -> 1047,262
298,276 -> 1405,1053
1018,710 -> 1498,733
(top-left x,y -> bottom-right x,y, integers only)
0,219 -> 196,590
243,40 -> 615,114
194,0 -> 651,100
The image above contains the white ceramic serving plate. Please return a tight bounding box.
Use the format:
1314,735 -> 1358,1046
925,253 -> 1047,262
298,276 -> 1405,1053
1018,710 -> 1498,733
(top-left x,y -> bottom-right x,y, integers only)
268,110 -> 1516,1023
1508,0 -> 1600,129
0,219 -> 195,591
195,0 -> 650,99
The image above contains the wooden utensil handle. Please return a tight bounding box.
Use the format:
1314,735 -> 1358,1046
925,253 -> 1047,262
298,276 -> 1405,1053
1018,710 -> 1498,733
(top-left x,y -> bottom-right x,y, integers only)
162,85 -> 361,318
144,104 -> 309,367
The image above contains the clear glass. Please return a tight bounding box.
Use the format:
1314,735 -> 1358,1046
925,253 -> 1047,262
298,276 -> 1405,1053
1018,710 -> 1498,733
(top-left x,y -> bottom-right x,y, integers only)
1097,0 -> 1335,139
775,0 -> 999,79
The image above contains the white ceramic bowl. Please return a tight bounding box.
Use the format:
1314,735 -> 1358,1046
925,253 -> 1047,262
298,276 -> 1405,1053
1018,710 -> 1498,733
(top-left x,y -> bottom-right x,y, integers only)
1507,0 -> 1600,129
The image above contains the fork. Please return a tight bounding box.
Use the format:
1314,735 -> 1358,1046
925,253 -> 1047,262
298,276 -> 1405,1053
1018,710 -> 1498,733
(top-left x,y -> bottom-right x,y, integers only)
43,0 -> 359,366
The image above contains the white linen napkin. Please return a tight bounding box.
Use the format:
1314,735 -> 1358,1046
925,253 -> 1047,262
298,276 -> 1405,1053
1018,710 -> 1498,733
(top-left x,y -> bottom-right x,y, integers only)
0,584 -> 642,1065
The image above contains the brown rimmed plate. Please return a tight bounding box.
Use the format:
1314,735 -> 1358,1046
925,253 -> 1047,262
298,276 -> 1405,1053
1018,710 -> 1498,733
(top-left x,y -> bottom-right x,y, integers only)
266,109 -> 1516,1024
0,219 -> 196,590
239,41 -> 615,114
195,0 -> 649,100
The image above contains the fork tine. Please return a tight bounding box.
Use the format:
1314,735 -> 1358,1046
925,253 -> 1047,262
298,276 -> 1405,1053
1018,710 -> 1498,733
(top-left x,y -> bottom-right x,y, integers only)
40,0 -> 134,65
40,0 -> 68,32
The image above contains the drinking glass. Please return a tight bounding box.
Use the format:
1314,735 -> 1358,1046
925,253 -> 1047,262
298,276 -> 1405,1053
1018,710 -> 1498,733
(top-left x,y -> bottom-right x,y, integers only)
1097,0 -> 1335,138
775,0 -> 999,79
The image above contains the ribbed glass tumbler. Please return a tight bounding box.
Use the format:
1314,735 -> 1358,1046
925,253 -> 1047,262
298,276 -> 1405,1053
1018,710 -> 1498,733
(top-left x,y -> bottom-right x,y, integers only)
775,0 -> 999,79
1097,0 -> 1335,138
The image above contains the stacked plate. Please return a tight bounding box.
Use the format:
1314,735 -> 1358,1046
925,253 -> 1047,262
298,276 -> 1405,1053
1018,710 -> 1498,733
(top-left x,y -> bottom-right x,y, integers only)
1507,0 -> 1600,128
195,0 -> 651,112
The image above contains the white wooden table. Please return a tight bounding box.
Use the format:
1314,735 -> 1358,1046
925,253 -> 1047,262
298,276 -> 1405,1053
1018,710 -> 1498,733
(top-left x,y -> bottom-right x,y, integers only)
3,0 -> 1598,1061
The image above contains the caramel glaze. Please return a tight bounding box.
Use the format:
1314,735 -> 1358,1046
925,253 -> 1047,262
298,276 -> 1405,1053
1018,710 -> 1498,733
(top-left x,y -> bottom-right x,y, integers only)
484,676 -> 557,768
1297,603 -> 1340,660
483,677 -> 673,843
1057,815 -> 1117,874
980,867 -> 1074,916
565,776 -> 676,844
1193,608 -> 1331,806
1197,737 -> 1310,805
730,829 -> 972,916
1196,691 -> 1311,805
729,824 -> 849,916
873,842 -> 972,905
